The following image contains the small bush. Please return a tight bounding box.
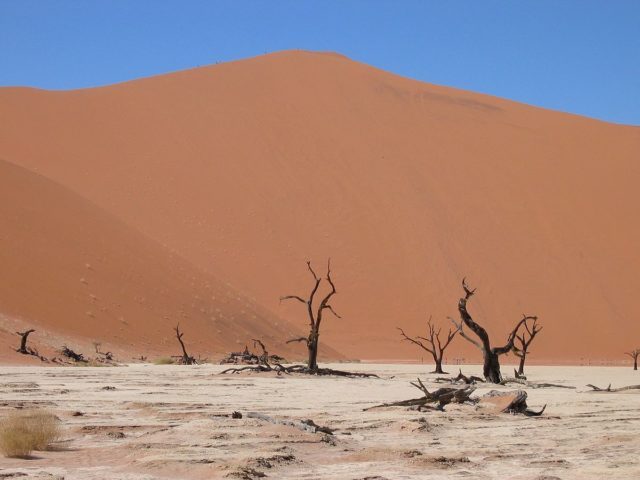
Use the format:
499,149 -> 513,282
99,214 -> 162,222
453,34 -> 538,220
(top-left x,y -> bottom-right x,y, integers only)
0,410 -> 61,458
153,357 -> 175,365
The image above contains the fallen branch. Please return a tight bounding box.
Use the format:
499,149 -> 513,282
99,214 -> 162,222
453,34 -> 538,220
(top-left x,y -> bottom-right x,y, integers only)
220,363 -> 378,378
435,368 -> 485,385
364,378 -> 475,411
220,341 -> 287,366
499,377 -> 527,386
246,412 -> 334,435
586,384 -> 640,392
527,382 -> 575,389
61,345 -> 87,363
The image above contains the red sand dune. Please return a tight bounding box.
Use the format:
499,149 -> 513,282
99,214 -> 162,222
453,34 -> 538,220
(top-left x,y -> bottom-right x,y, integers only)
1,50 -> 639,363
0,159 -> 323,363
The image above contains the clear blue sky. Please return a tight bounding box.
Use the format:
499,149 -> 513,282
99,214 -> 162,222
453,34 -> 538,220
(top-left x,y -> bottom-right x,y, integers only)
1,1 -> 639,125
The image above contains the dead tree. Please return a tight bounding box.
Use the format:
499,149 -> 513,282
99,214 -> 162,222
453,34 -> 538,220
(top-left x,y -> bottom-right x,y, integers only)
451,278 -> 533,384
398,317 -> 457,374
16,329 -> 35,354
281,259 -> 340,372
513,317 -> 542,376
174,324 -> 196,365
221,261 -> 377,377
251,339 -> 269,366
625,348 -> 639,370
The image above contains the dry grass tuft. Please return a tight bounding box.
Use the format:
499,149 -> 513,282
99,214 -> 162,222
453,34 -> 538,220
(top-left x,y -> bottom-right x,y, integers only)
0,410 -> 61,458
153,357 -> 175,365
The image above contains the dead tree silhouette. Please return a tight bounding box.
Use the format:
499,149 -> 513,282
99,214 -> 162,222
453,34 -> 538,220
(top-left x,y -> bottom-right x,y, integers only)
513,317 -> 542,377
398,317 -> 458,374
625,348 -> 639,370
451,278 -> 534,383
281,259 -> 340,372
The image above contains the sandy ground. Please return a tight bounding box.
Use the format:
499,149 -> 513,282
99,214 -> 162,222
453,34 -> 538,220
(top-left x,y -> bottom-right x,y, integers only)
0,364 -> 638,479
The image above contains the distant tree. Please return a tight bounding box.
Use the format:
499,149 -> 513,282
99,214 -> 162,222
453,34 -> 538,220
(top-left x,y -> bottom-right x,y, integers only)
281,259 -> 340,372
625,348 -> 639,371
451,278 -> 534,383
398,317 -> 458,374
15,329 -> 35,355
512,318 -> 543,376
174,324 -> 196,365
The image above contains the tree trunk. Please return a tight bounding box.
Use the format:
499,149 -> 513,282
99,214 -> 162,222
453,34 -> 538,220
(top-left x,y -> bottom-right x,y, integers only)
17,330 -> 35,354
433,358 -> 444,374
634,357 -> 638,371
307,330 -> 319,371
517,353 -> 526,375
483,350 -> 502,383
19,335 -> 29,354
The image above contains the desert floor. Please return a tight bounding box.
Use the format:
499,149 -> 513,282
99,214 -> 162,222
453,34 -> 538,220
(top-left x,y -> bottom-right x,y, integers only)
0,364 -> 638,479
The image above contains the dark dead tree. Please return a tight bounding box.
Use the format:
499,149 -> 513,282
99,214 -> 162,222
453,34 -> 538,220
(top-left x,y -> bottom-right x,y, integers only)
281,259 -> 340,372
251,339 -> 269,366
625,348 -> 639,371
398,317 -> 457,374
16,329 -> 35,354
450,278 -> 534,384
513,317 -> 542,376
174,324 -> 196,365
221,260 -> 377,377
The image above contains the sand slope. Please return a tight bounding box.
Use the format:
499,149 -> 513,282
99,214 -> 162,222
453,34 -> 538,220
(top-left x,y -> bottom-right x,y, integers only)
0,50 -> 639,362
0,159 -> 326,362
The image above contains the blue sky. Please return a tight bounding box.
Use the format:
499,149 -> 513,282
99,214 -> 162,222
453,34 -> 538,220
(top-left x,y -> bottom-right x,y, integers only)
1,1 -> 639,125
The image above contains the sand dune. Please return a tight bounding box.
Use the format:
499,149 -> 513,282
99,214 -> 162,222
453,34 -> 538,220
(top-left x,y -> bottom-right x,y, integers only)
0,159 -> 326,363
1,50 -> 639,362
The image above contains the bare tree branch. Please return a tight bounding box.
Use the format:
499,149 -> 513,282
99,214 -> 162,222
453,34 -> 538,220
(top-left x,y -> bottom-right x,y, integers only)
398,327 -> 435,355
322,304 -> 341,318
449,316 -> 481,350
458,278 -> 490,349
316,258 -> 338,330
399,317 -> 458,373
286,337 -> 307,344
493,315 -> 535,355
280,295 -> 307,304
